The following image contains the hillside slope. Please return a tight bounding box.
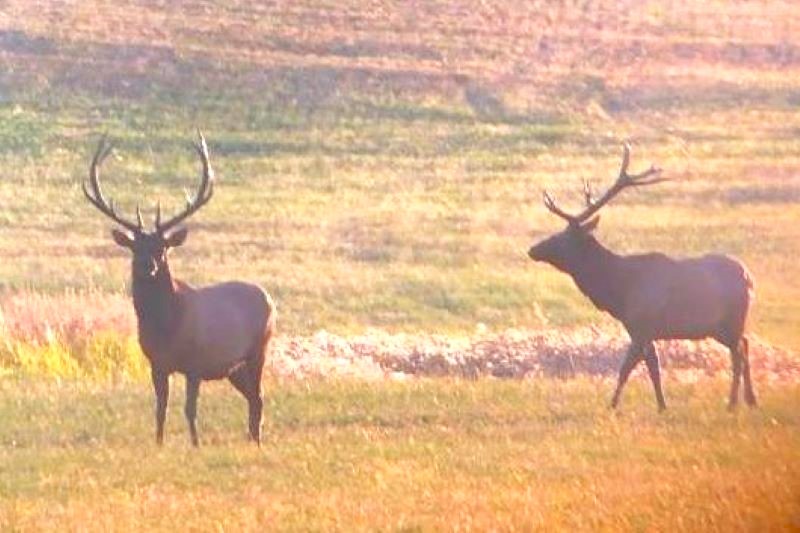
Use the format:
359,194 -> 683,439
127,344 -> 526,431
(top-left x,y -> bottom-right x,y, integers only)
0,1 -> 797,348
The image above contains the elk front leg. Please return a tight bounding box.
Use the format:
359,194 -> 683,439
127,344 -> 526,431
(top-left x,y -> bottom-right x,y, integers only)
151,368 -> 169,445
643,342 -> 666,411
611,342 -> 643,409
185,375 -> 201,447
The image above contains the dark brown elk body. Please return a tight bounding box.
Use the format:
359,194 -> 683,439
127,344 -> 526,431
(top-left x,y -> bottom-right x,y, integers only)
84,132 -> 275,446
528,144 -> 756,410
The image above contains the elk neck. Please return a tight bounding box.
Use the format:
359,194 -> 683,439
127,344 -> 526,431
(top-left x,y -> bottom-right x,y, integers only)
567,236 -> 628,319
131,261 -> 181,348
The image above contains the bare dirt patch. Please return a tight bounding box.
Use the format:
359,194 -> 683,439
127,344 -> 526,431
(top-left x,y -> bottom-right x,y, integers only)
269,327 -> 799,383
1,292 -> 795,382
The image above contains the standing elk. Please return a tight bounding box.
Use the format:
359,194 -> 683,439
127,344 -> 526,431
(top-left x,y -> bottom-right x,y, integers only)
83,132 -> 275,446
527,144 -> 756,411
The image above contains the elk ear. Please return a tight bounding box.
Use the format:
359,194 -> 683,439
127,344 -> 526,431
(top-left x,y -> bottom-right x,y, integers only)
111,229 -> 134,249
165,227 -> 188,248
580,215 -> 601,233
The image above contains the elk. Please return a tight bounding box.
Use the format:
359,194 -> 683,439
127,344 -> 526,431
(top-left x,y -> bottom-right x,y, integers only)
83,132 -> 275,446
527,144 -> 756,411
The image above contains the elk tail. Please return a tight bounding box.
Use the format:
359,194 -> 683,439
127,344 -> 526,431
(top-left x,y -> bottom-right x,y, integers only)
743,265 -> 756,300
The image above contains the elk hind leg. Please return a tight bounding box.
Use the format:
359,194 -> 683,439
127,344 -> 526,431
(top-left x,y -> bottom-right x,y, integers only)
726,339 -> 745,411
247,322 -> 273,444
246,344 -> 267,445
184,375 -> 201,447
739,337 -> 757,407
229,364 -> 263,444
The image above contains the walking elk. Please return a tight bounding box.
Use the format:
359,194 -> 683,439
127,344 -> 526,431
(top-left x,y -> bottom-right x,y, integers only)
527,144 -> 756,411
84,132 -> 275,446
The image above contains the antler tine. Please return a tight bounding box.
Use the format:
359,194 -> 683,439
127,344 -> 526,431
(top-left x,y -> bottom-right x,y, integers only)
626,164 -> 665,186
618,142 -> 632,180
619,142 -> 666,185
542,190 -> 578,224
571,143 -> 665,223
86,134 -> 112,203
582,179 -> 594,207
83,135 -> 142,232
540,143 -> 666,225
156,130 -> 216,233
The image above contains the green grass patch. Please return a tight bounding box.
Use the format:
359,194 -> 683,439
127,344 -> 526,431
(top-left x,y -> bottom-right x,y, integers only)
0,2 -> 798,353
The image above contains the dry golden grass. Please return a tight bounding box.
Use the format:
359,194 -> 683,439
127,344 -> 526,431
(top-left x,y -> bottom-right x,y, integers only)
1,291 -> 797,384
0,0 -> 799,347
1,378 -> 799,531
0,2 -> 798,529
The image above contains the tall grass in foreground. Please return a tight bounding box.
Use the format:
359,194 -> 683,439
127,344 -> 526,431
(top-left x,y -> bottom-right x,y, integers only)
0,378 -> 798,531
0,291 -> 144,379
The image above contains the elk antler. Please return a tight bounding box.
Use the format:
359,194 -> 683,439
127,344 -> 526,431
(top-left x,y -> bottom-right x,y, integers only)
542,143 -> 665,225
83,135 -> 144,232
155,129 -> 215,234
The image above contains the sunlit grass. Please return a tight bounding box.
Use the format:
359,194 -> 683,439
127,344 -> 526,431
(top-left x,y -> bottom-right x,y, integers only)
0,119 -> 797,346
0,1 -> 798,530
0,377 -> 798,530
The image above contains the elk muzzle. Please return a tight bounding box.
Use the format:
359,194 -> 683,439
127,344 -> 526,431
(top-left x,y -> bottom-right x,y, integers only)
134,256 -> 160,279
528,242 -> 548,262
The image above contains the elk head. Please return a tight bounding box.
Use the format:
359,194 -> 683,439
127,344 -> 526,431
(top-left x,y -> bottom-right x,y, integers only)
83,131 -> 215,280
528,143 -> 665,272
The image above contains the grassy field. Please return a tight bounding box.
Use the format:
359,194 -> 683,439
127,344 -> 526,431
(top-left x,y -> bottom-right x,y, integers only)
0,0 -> 798,347
1,377 -> 799,531
0,1 -> 799,530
